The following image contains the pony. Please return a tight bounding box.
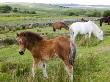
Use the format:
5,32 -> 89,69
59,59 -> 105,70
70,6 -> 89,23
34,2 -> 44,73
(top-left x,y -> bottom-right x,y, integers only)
69,20 -> 103,42
52,22 -> 69,32
100,16 -> 110,26
16,31 -> 76,81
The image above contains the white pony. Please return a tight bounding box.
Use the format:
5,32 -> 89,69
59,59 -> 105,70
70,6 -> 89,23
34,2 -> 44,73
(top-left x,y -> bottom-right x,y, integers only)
69,20 -> 103,42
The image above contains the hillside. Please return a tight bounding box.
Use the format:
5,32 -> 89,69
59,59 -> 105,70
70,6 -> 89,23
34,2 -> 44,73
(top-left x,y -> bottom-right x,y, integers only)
0,2 -> 61,10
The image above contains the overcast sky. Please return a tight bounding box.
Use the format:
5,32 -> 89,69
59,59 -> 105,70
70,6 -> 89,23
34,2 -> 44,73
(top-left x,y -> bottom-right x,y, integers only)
0,0 -> 110,5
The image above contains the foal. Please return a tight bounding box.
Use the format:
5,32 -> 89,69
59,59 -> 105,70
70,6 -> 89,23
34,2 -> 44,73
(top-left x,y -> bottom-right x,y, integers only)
16,31 -> 76,81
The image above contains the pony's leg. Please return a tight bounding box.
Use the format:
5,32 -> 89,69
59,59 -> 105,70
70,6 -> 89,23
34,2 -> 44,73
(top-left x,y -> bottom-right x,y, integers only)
42,63 -> 48,78
32,60 -> 36,77
53,28 -> 56,32
32,59 -> 40,77
88,32 -> 91,38
41,62 -> 48,78
108,20 -> 110,25
64,62 -> 73,81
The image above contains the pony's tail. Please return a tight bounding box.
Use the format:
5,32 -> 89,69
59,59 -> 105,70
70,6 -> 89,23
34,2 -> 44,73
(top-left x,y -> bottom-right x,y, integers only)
69,41 -> 76,65
69,28 -> 75,43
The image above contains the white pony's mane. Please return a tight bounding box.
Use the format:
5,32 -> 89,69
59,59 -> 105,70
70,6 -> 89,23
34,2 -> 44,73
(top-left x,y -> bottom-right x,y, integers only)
88,20 -> 101,32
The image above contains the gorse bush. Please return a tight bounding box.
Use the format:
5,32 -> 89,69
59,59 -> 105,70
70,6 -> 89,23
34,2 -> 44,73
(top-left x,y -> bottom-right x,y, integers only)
3,38 -> 16,45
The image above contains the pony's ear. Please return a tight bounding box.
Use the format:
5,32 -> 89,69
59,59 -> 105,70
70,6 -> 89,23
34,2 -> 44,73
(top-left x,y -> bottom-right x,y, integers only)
16,33 -> 19,37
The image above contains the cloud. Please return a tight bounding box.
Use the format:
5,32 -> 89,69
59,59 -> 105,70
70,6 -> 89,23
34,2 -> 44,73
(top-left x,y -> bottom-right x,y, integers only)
0,0 -> 110,5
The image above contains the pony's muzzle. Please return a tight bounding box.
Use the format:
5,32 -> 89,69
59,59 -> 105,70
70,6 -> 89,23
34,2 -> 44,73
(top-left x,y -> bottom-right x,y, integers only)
19,51 -> 24,55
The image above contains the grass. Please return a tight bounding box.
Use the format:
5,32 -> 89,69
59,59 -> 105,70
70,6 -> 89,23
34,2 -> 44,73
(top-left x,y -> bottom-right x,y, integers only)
0,34 -> 110,82
0,8 -> 110,81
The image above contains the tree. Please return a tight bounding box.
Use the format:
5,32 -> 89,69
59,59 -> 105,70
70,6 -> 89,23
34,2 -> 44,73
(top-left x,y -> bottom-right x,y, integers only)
29,11 -> 36,14
86,10 -> 101,17
103,10 -> 110,17
13,8 -> 18,13
0,5 -> 12,13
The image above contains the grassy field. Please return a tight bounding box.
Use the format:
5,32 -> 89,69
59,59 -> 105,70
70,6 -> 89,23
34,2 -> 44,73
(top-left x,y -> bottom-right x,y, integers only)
0,23 -> 110,82
0,3 -> 110,82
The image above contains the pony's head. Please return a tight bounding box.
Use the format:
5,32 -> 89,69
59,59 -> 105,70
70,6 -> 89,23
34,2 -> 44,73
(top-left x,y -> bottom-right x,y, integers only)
16,33 -> 27,55
90,21 -> 104,40
62,22 -> 69,30
16,31 -> 43,55
95,30 -> 103,40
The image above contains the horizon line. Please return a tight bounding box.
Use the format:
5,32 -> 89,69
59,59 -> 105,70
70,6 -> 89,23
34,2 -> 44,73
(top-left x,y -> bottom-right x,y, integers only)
0,2 -> 110,6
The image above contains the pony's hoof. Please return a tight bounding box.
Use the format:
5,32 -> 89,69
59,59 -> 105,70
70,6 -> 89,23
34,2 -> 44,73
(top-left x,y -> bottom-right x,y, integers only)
43,75 -> 48,79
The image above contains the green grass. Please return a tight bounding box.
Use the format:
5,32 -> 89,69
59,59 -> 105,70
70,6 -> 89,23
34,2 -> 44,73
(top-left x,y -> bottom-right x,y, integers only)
0,34 -> 110,82
0,8 -> 110,81
0,26 -> 110,82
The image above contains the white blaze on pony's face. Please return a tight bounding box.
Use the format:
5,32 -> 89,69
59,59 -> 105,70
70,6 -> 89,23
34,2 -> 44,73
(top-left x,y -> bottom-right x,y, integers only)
16,33 -> 27,55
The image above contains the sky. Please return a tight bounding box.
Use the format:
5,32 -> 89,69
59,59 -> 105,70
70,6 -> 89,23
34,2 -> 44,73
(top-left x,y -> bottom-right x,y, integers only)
0,0 -> 110,5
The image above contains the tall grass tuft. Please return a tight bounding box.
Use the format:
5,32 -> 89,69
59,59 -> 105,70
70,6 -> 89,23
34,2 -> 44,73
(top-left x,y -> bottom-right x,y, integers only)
76,34 -> 101,47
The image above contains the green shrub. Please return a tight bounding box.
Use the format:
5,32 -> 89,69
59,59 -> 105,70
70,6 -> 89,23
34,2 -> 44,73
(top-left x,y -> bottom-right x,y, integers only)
0,5 -> 12,13
15,27 -> 21,30
1,62 -> 17,73
3,38 -> 15,45
86,10 -> 101,17
103,10 -> 110,17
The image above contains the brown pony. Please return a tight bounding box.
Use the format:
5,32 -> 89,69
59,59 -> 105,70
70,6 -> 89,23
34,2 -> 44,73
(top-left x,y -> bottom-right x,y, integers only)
52,22 -> 69,32
16,31 -> 76,81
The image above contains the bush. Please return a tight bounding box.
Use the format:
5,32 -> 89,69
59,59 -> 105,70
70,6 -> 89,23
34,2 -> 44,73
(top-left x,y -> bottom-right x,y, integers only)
13,8 -> 18,13
15,27 -> 21,30
1,62 -> 30,77
29,11 -> 36,14
62,10 -> 79,16
1,62 -> 17,73
68,12 -> 75,16
0,5 -> 12,13
103,10 -> 110,17
3,38 -> 16,45
86,10 -> 101,17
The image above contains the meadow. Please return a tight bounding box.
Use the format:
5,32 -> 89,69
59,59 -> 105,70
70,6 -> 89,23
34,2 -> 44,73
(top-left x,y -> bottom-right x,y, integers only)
0,3 -> 110,82
0,23 -> 110,82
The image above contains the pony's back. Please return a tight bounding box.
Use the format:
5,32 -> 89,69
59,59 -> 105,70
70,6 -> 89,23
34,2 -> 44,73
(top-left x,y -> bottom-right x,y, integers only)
69,21 -> 93,34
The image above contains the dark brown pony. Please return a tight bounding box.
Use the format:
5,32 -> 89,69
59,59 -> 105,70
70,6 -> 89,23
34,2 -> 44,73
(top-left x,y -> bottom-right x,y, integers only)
52,22 -> 69,32
16,31 -> 76,81
100,16 -> 110,26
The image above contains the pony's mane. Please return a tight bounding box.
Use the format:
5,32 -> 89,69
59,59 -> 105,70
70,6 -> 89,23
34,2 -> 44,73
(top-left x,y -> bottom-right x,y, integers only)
88,20 -> 100,30
88,21 -> 102,36
19,31 -> 43,43
60,22 -> 69,29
